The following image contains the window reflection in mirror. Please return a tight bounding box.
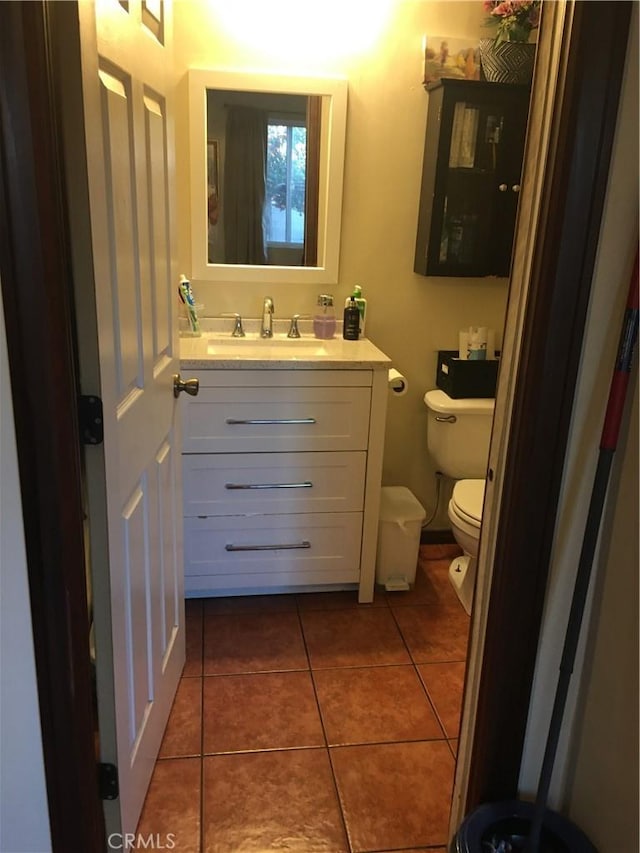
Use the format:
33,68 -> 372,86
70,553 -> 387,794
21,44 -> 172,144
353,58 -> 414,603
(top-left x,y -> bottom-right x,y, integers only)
206,90 -> 320,268
188,70 -> 347,286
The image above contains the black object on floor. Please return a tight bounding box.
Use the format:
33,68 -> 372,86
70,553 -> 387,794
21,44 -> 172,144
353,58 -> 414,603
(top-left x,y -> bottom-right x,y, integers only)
451,800 -> 597,853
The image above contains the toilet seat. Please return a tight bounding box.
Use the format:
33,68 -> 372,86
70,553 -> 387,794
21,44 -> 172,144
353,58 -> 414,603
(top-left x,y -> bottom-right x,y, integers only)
451,479 -> 485,528
448,502 -> 480,542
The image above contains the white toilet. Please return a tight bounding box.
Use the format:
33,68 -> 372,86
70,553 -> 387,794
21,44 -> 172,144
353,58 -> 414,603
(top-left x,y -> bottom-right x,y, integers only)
423,389 -> 495,614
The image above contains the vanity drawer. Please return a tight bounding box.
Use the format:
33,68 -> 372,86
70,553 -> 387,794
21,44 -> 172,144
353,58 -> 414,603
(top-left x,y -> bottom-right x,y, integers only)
182,386 -> 371,453
191,369 -> 374,389
183,451 -> 366,516
183,512 -> 362,593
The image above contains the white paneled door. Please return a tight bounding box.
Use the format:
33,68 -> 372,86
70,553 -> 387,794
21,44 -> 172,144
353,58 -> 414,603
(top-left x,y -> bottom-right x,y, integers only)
70,0 -> 184,842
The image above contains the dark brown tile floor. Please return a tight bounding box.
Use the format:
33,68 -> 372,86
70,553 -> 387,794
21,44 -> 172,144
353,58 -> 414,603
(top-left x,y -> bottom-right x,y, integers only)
136,544 -> 469,852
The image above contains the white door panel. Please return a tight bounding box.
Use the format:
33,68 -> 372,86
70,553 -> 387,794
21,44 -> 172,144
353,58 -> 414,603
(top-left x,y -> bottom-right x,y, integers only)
67,0 -> 183,843
144,93 -> 174,368
155,438 -> 181,671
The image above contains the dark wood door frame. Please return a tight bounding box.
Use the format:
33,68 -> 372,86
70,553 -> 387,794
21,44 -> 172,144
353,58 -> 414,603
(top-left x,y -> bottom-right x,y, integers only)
0,2 -> 105,851
0,1 -> 632,850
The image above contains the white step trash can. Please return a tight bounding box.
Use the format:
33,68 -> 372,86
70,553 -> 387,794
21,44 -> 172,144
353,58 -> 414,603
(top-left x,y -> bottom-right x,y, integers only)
376,486 -> 426,591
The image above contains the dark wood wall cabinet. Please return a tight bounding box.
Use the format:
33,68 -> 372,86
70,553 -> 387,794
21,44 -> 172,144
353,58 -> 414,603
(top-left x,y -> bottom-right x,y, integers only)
414,78 -> 531,278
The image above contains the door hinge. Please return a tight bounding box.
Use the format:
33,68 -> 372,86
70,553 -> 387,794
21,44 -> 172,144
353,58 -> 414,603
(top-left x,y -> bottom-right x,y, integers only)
79,395 -> 104,445
98,762 -> 119,800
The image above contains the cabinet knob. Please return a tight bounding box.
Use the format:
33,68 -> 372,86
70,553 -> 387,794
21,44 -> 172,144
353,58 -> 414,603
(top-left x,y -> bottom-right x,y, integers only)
512,184 -> 521,193
498,183 -> 508,192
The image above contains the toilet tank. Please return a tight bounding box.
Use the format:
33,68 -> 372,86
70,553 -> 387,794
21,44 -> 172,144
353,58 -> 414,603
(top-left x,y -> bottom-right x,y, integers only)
424,389 -> 495,480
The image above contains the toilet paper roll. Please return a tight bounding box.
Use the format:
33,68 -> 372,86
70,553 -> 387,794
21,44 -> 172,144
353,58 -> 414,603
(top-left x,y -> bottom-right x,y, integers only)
460,328 -> 496,360
467,326 -> 488,360
388,368 -> 408,396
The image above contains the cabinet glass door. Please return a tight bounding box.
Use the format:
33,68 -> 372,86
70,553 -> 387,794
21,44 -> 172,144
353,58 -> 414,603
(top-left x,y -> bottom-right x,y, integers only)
415,80 -> 531,278
435,99 -> 523,276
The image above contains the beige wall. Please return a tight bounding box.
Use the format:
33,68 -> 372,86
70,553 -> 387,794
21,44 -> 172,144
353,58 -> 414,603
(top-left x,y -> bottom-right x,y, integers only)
173,0 -> 510,518
565,376 -> 638,851
0,289 -> 52,852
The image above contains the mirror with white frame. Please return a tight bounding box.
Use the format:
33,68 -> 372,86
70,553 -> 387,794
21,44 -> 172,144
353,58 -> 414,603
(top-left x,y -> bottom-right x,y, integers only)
188,69 -> 347,285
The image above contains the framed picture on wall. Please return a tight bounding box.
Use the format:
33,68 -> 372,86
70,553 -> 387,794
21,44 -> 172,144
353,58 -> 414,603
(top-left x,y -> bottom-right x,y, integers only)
423,35 -> 481,85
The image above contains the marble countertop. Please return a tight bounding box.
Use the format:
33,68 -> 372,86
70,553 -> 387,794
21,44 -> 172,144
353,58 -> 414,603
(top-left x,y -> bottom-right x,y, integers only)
179,318 -> 391,370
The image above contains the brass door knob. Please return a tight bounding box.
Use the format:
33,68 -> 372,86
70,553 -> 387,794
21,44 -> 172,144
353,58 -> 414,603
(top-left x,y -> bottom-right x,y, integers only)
173,374 -> 199,398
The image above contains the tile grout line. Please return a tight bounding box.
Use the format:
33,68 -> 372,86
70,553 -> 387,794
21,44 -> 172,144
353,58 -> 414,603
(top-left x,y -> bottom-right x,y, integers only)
387,573 -> 467,830
298,602 -> 354,853
414,665 -> 449,743
386,576 -> 469,707
325,744 -> 355,853
391,582 -> 468,746
416,660 -> 468,743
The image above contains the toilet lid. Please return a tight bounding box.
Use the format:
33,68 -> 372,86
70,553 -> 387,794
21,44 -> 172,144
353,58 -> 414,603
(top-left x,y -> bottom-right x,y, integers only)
452,479 -> 485,525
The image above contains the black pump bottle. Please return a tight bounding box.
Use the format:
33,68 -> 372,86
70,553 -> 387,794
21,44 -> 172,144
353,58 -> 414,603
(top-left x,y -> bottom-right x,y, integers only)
343,297 -> 360,340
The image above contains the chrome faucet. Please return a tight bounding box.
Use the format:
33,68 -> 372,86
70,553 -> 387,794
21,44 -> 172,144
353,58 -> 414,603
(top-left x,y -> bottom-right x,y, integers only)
261,296 -> 274,338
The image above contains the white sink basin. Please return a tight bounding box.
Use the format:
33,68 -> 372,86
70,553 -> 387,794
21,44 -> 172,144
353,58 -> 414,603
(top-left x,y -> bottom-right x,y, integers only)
179,323 -> 392,367
206,335 -> 330,358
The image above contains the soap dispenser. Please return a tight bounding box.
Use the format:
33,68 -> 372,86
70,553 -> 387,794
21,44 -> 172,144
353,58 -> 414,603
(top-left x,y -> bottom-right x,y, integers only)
343,297 -> 360,340
313,294 -> 336,339
344,285 -> 367,337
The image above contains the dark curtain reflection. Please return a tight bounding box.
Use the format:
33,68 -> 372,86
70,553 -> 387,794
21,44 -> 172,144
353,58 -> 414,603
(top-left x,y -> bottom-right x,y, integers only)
303,95 -> 321,267
223,106 -> 267,264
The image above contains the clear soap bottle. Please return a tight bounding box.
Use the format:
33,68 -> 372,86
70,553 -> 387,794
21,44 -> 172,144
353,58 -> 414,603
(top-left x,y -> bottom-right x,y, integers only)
313,294 -> 336,339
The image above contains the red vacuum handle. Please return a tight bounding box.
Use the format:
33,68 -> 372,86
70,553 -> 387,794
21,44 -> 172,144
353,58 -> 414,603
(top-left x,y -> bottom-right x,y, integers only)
600,250 -> 639,451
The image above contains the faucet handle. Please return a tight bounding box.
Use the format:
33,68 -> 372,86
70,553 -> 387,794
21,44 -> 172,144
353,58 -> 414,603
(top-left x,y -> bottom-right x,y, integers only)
287,314 -> 301,338
221,313 -> 245,337
232,314 -> 245,337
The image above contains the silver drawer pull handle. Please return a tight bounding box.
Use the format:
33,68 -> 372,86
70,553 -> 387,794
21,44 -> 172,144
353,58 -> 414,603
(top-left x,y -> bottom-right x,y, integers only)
435,414 -> 457,423
225,541 -> 311,552
225,482 -> 313,490
225,418 -> 316,425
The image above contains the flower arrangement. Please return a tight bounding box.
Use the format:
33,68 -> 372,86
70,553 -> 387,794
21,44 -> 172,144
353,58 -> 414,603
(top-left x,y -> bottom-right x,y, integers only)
483,0 -> 541,43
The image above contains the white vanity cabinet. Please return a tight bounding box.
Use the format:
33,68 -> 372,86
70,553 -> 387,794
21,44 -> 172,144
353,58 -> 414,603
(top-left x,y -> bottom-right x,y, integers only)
180,365 -> 389,602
